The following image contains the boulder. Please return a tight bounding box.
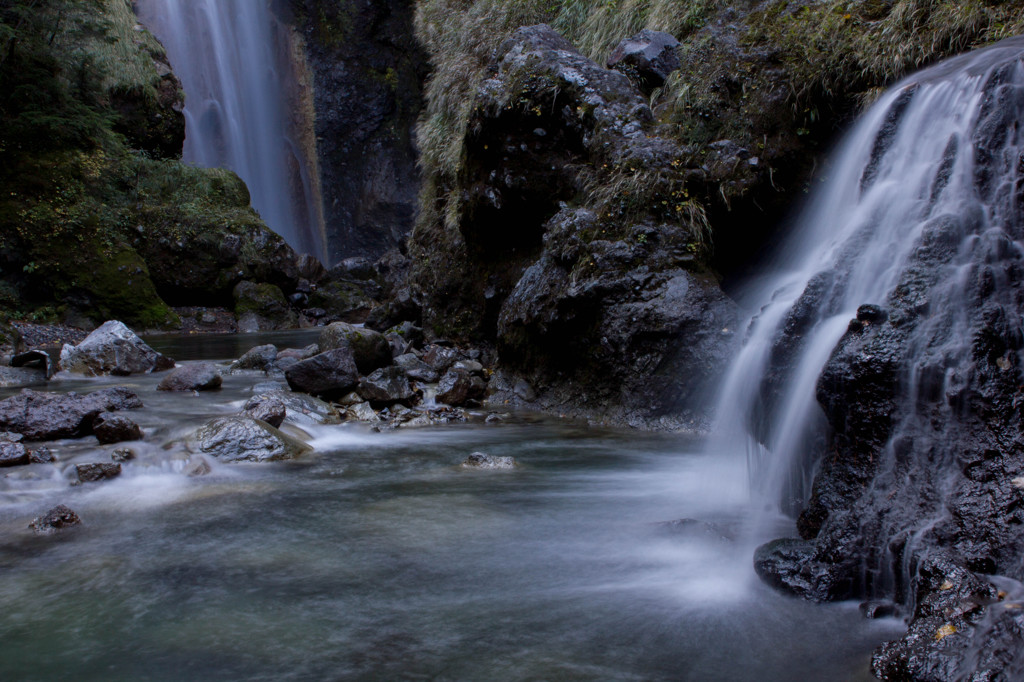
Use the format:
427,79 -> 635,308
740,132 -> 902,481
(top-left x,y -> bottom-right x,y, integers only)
93,413 -> 143,445
394,353 -> 439,383
284,348 -> 360,399
157,363 -> 223,391
462,452 -> 516,469
357,366 -> 414,405
76,462 -> 122,482
249,391 -> 340,426
233,281 -> 297,331
58,320 -> 174,376
111,447 -> 136,462
422,345 -> 460,374
437,369 -> 487,406
318,322 -> 392,374
0,440 -> 28,467
190,415 -> 311,462
345,402 -> 380,422
0,387 -> 142,441
242,394 -> 286,428
230,344 -> 278,372
29,505 -> 81,533
277,344 -> 320,361
607,29 -> 681,93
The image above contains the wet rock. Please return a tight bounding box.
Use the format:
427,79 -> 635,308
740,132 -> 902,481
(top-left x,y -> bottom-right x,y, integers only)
386,322 -> 424,349
394,353 -> 439,383
607,29 -> 681,93
184,455 -> 212,477
452,359 -> 484,375
157,363 -> 223,392
296,253 -> 327,283
753,538 -> 845,602
284,348 -> 360,399
231,344 -> 278,372
318,322 -> 392,374
0,440 -> 28,467
58,321 -> 174,376
249,391 -> 340,426
363,286 -> 421,331
422,345 -> 460,374
860,600 -> 898,619
0,387 -> 142,441
0,365 -> 47,388
92,413 -> 143,444
276,344 -> 320,362
462,452 -> 516,469
29,505 -> 81,533
357,366 -> 414,405
385,332 -> 414,358
345,402 -> 380,422
242,394 -> 286,428
190,415 -> 312,463
10,349 -> 52,377
233,281 -> 298,331
76,462 -> 122,482
437,369 -> 487,407
111,447 -> 136,462
28,446 -> 55,463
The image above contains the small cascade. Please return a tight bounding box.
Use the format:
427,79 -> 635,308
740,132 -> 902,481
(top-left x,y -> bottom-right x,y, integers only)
710,35 -> 1024,577
135,0 -> 326,262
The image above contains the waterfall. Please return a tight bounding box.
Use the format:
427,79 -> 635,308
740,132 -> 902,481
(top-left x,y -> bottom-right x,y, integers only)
711,35 -> 1024,533
135,0 -> 326,263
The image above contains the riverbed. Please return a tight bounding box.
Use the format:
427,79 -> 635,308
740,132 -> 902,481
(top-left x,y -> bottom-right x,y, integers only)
0,332 -> 903,681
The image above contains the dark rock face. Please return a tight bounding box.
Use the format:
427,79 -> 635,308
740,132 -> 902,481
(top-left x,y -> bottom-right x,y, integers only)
58,321 -> 174,376
190,415 -> 311,463
607,29 -> 681,94
93,413 -> 143,445
284,348 -> 360,399
76,462 -> 122,482
157,363 -> 223,392
357,366 -> 413,405
29,505 -> 81,534
0,387 -> 142,441
318,322 -> 392,374
292,0 -> 428,262
110,52 -> 186,160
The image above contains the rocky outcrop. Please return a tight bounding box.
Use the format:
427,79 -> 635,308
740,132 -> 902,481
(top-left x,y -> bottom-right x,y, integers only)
58,321 -> 174,376
291,0 -> 428,262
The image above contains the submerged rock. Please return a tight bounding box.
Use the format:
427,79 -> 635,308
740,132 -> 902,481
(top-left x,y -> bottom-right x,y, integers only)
0,387 -> 142,441
93,413 -> 143,444
58,321 -> 174,376
191,415 -> 311,462
76,462 -> 122,482
157,363 -> 223,392
29,505 -> 81,534
462,452 -> 516,469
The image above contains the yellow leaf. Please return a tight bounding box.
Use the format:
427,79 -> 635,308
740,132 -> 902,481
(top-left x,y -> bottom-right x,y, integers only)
935,623 -> 957,642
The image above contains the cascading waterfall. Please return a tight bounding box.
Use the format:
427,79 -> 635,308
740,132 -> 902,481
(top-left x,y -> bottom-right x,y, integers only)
712,34 -> 1024,572
135,0 -> 326,262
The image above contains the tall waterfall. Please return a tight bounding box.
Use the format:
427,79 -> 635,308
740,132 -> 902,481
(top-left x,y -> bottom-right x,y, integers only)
712,36 -> 1024,529
136,0 -> 326,262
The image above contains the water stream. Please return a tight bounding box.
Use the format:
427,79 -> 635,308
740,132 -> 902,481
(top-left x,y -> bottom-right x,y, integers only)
0,333 -> 901,680
135,0 -> 326,262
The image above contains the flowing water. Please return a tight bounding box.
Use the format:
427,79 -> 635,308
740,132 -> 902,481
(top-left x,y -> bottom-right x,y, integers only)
0,332 -> 901,680
707,37 -> 1024,529
135,0 -> 326,262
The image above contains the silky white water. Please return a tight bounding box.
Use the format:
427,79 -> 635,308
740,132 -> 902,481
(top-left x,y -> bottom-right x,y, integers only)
136,0 -> 326,262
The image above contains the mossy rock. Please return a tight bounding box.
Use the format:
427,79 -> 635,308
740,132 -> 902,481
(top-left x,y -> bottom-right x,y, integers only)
233,281 -> 297,330
306,281 -> 375,322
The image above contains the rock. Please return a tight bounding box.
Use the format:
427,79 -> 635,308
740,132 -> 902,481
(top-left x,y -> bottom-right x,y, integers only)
607,29 -> 681,93
231,344 -> 278,372
387,321 -> 425,349
190,415 -> 312,462
157,363 -> 223,391
452,359 -> 484,375
859,600 -> 898,619
422,345 -> 460,374
317,322 -> 392,374
385,331 -> 413,358
277,344 -> 320,361
0,365 -> 47,388
437,369 -> 487,407
296,253 -> 327,283
111,447 -> 136,462
345,402 -> 380,422
394,353 -> 439,383
249,391 -> 340,426
233,281 -> 298,331
242,394 -> 286,428
284,348 -> 360,399
462,452 -> 516,469
29,505 -> 81,533
0,387 -> 142,441
76,462 -> 122,482
58,320 -> 174,376
357,366 -> 414,405
0,441 -> 28,467
93,413 -> 143,444
364,286 -> 421,331
0,432 -> 22,442
10,349 -> 52,377
752,538 -> 845,602
184,455 -> 212,477
28,446 -> 55,463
